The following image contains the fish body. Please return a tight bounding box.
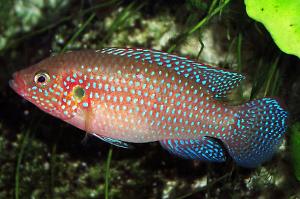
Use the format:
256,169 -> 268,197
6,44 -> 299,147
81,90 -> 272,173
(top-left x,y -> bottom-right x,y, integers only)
10,48 -> 288,167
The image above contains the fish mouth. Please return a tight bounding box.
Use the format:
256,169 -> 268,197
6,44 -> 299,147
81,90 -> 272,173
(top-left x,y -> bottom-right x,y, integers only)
9,72 -> 27,97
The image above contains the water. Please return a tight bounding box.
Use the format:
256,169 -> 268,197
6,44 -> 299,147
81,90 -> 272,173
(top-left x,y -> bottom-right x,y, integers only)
0,0 -> 300,198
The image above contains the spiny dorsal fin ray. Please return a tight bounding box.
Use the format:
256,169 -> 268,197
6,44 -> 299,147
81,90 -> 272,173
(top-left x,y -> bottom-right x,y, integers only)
99,48 -> 245,99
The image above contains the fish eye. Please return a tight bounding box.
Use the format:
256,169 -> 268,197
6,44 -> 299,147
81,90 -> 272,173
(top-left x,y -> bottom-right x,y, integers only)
34,71 -> 50,86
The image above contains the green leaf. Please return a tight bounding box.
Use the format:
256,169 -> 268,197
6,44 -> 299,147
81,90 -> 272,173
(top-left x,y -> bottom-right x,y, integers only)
245,0 -> 300,58
290,122 -> 300,181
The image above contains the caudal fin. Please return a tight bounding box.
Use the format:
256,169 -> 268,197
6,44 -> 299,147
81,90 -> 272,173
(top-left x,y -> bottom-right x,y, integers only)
225,98 -> 288,168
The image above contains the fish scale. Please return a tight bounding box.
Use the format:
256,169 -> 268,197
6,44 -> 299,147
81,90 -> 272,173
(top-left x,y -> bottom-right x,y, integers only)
10,48 -> 288,168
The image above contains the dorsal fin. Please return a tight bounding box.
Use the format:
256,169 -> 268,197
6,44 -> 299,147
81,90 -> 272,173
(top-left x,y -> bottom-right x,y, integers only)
99,48 -> 245,99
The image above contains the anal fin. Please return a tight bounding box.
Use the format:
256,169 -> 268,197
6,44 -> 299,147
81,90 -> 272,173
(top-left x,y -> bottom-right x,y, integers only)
160,137 -> 226,162
92,133 -> 133,149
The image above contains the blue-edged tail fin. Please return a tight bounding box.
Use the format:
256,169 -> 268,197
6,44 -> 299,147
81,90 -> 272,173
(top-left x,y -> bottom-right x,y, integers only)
225,98 -> 288,168
160,137 -> 226,162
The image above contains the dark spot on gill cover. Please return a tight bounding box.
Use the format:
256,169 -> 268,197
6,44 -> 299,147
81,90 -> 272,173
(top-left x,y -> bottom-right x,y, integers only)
74,86 -> 85,99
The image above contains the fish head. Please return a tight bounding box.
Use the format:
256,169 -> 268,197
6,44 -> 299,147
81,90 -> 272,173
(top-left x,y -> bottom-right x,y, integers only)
10,56 -> 77,120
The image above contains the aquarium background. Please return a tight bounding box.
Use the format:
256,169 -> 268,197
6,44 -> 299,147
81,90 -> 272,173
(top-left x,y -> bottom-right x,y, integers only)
1,0 -> 300,198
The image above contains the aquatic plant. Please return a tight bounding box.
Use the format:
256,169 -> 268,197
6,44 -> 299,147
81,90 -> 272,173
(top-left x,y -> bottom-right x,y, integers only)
291,123 -> 300,181
245,0 -> 300,58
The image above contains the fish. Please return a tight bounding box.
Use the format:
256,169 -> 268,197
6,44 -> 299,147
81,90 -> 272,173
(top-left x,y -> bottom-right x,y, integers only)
9,47 -> 288,168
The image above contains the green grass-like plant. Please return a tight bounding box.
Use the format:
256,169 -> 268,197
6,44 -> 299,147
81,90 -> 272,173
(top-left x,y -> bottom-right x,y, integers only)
291,123 -> 300,181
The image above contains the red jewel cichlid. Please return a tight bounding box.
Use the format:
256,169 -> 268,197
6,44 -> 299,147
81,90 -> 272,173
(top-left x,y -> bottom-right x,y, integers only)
10,48 -> 288,168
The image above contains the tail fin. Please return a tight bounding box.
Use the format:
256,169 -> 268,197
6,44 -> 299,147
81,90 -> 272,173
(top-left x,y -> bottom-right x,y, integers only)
225,98 -> 288,168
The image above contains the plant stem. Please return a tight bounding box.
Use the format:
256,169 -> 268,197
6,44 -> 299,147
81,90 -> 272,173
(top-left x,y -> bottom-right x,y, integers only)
15,129 -> 30,199
61,13 -> 96,52
104,147 -> 113,199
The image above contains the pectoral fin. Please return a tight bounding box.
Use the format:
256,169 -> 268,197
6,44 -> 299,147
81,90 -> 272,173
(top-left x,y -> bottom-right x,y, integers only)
83,108 -> 132,148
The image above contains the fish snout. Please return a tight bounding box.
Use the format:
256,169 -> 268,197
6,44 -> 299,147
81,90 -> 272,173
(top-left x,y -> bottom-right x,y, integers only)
9,72 -> 27,97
